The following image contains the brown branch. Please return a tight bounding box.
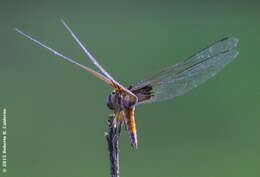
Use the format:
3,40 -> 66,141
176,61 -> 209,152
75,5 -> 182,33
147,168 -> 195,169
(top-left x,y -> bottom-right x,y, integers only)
105,114 -> 122,177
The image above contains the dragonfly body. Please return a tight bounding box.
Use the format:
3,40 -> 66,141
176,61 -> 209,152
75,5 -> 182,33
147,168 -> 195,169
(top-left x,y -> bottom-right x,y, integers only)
16,20 -> 239,149
106,85 -> 138,148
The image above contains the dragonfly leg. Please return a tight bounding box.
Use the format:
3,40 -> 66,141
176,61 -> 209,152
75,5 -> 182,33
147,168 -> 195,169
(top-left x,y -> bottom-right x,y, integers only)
110,111 -> 119,128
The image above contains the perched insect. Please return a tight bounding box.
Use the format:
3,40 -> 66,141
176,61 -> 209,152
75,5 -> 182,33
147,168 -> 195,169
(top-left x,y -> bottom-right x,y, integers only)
16,20 -> 239,149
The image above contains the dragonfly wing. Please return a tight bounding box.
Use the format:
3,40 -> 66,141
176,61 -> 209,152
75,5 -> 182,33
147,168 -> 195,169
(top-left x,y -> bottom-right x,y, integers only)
131,37 -> 239,104
61,20 -> 137,100
15,28 -> 112,85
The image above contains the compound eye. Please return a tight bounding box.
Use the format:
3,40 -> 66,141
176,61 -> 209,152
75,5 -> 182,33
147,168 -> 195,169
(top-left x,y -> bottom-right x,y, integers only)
106,93 -> 114,110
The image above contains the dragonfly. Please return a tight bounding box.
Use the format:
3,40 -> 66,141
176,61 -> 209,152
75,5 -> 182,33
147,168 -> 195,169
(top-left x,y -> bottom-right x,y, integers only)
16,20 -> 239,149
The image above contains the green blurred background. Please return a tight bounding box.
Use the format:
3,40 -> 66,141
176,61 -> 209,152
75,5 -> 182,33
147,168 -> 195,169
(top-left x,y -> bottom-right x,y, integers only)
1,0 -> 259,177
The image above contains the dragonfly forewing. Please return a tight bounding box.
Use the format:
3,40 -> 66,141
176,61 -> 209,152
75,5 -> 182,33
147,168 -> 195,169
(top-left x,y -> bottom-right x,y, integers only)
131,37 -> 239,104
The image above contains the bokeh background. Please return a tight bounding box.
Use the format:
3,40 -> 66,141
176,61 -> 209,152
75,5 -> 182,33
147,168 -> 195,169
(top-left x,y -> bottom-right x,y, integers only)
1,0 -> 259,177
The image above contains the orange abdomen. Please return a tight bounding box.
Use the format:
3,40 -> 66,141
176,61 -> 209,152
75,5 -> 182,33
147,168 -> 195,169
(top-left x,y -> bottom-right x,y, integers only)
124,107 -> 138,149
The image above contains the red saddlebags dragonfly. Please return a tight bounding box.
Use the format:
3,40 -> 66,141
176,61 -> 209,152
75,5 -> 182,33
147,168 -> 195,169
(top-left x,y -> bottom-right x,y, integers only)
16,20 -> 239,149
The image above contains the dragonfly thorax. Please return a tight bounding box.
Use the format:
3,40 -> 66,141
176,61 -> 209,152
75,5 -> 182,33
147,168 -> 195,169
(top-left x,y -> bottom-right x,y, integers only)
106,91 -> 137,110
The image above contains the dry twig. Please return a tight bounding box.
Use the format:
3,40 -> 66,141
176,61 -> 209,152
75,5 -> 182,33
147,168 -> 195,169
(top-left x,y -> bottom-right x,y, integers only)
105,114 -> 123,177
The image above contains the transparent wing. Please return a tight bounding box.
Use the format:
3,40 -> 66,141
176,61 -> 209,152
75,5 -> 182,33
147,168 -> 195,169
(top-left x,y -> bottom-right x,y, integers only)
15,28 -> 112,85
61,20 -> 137,100
131,37 -> 239,104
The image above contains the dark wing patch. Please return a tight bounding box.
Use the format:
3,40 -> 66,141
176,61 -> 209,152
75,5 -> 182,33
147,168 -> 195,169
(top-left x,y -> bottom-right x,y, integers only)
130,85 -> 154,103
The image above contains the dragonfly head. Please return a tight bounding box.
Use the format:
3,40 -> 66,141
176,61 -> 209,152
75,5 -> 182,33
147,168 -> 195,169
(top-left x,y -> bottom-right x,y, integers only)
106,91 -> 137,110
106,91 -> 122,110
